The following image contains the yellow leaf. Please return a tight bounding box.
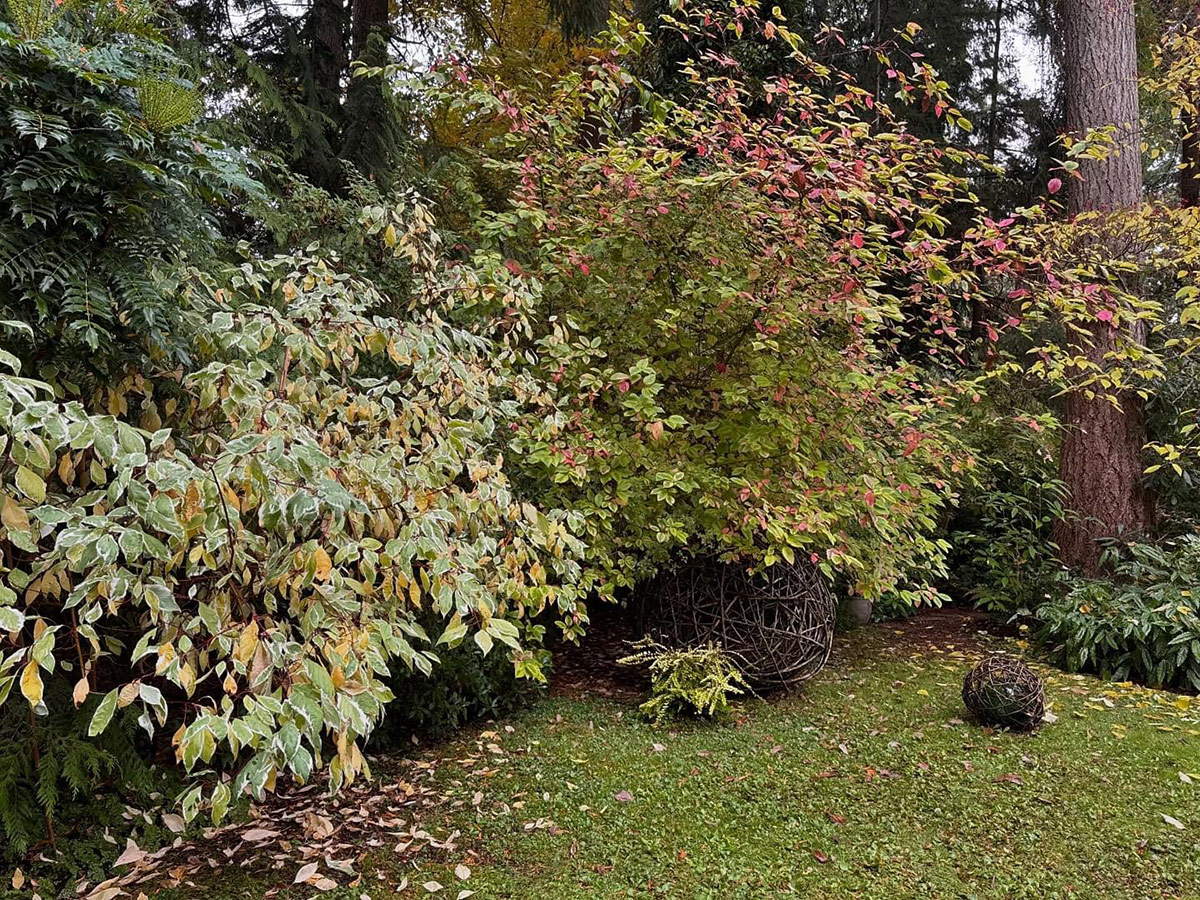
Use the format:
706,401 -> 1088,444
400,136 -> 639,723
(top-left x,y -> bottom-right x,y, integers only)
181,480 -> 204,524
178,661 -> 196,696
155,642 -> 176,675
313,546 -> 332,582
118,681 -> 140,708
57,452 -> 74,484
0,496 -> 30,535
235,620 -> 259,665
20,662 -> 42,706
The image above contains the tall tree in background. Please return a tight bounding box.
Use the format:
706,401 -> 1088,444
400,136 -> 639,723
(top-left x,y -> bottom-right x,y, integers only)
1053,0 -> 1152,570
1177,6 -> 1200,206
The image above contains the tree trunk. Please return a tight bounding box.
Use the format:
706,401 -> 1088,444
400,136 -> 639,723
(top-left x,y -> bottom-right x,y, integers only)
341,0 -> 395,181
310,0 -> 345,117
1053,0 -> 1151,572
303,0 -> 347,189
985,0 -> 1005,165
1183,106 -> 1200,207
350,0 -> 389,61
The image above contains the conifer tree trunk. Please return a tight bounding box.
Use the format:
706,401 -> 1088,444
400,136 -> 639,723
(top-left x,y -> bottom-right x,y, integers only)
341,0 -> 395,181
1053,0 -> 1152,572
1183,110 -> 1200,206
1181,6 -> 1200,208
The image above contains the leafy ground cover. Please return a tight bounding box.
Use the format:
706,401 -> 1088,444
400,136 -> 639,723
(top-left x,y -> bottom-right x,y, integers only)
69,613 -> 1200,900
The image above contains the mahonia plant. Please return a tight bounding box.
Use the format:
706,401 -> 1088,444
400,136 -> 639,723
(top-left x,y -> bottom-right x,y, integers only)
0,0 -> 254,387
0,197 -> 586,824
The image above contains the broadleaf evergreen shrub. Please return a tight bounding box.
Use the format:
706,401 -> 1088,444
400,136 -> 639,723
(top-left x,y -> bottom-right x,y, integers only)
945,408 -> 1069,614
1034,538 -> 1200,692
0,2 -> 256,385
370,618 -> 544,744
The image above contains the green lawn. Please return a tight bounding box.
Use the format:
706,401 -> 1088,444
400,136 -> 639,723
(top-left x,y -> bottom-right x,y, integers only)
153,620 -> 1199,900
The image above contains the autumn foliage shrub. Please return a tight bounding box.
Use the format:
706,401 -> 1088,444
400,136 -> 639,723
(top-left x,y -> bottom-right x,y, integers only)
437,10 -> 994,606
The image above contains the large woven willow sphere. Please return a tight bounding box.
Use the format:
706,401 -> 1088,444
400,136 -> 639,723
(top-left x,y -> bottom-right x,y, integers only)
640,557 -> 836,691
962,655 -> 1046,731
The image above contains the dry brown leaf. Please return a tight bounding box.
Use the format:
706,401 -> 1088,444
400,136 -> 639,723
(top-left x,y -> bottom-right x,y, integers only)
241,828 -> 280,842
113,839 -> 147,867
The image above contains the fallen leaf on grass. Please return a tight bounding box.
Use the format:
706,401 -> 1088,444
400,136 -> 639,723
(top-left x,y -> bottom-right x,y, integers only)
240,827 -> 280,842
114,839 -> 147,867
1162,813 -> 1185,830
161,813 -> 185,834
454,865 -> 470,880
994,773 -> 1023,786
294,862 -> 319,884
423,881 -> 443,892
813,850 -> 830,863
614,790 -> 633,803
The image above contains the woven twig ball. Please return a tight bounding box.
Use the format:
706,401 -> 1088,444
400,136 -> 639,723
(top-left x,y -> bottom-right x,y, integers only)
962,655 -> 1046,731
639,557 -> 836,691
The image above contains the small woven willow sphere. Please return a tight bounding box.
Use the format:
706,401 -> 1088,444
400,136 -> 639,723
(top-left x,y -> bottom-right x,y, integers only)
640,557 -> 836,691
962,655 -> 1046,731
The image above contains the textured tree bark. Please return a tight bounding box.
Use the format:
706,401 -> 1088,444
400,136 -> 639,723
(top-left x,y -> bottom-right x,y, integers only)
1053,0 -> 1152,572
350,0 -> 389,61
303,0 -> 347,189
310,0 -> 345,115
341,0 -> 394,181
1183,106 -> 1200,207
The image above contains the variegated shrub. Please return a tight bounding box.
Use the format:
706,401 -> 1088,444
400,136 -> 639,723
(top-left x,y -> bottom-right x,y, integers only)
0,201 -> 585,827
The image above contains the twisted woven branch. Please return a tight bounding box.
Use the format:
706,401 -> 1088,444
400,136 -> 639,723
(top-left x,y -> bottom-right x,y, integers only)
639,557 -> 836,691
962,655 -> 1046,731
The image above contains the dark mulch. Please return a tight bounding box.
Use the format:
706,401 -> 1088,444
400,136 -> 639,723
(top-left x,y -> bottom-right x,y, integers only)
552,602 -> 1007,698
